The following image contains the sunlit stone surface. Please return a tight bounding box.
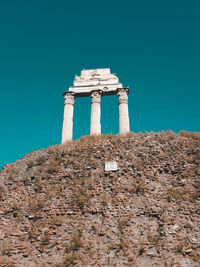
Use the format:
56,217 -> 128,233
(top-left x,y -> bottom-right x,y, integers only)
105,161 -> 118,171
69,68 -> 123,96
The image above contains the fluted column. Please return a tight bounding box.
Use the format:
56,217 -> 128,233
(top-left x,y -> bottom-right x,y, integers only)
61,92 -> 75,143
117,88 -> 130,134
90,90 -> 102,136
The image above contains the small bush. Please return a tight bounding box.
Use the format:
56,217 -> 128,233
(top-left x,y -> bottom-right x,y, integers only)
177,238 -> 186,254
55,253 -> 78,267
129,179 -> 146,195
167,188 -> 182,202
138,245 -> 145,255
118,238 -> 126,250
47,159 -> 61,173
29,198 -> 45,214
100,193 -> 110,207
27,159 -> 34,168
118,216 -> 131,234
192,179 -> 200,200
1,240 -> 13,256
36,155 -> 46,164
50,215 -> 62,227
147,232 -> 160,245
70,232 -> 83,251
6,166 -> 16,180
71,189 -> 90,210
178,130 -> 200,140
133,158 -> 144,170
0,184 -> 6,200
40,233 -> 50,247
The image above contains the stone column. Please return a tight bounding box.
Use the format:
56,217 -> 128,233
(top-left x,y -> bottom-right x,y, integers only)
117,88 -> 130,134
90,90 -> 102,136
61,92 -> 75,143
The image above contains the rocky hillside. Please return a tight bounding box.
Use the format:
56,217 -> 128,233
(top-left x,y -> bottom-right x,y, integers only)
0,131 -> 200,267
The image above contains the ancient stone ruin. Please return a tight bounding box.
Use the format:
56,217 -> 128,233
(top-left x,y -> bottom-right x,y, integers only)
61,68 -> 130,143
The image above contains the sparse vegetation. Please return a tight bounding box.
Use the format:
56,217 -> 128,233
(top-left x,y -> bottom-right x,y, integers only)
36,155 -> 46,164
147,232 -> 160,246
69,232 -> 83,252
0,131 -> 199,266
27,159 -> 34,168
0,184 -> 6,200
71,188 -> 90,210
138,245 -> 145,255
55,253 -> 78,267
1,240 -> 13,256
129,178 -> 146,195
133,158 -> 144,170
47,159 -> 61,173
100,193 -> 110,206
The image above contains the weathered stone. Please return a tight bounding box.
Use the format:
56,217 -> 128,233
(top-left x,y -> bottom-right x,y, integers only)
0,132 -> 200,266
105,161 -> 118,171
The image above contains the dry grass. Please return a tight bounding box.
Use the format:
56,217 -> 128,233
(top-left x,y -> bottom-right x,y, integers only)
1,240 -> 13,256
133,158 -> 144,170
0,184 -> 6,200
36,155 -> 46,164
5,166 -> 16,180
118,215 -> 132,234
147,232 -> 161,246
27,159 -> 34,168
178,130 -> 200,140
28,197 -> 45,215
138,245 -> 145,255
71,189 -> 90,210
69,232 -> 83,252
167,188 -> 183,202
100,193 -> 110,207
129,178 -> 146,195
47,159 -> 61,173
55,253 -> 78,267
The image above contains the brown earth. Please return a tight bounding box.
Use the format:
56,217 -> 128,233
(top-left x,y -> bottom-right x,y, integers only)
0,131 -> 200,267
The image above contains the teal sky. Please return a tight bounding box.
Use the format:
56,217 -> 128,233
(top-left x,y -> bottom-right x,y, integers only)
0,0 -> 200,168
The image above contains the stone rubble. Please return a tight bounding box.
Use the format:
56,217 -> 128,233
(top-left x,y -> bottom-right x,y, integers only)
0,131 -> 199,266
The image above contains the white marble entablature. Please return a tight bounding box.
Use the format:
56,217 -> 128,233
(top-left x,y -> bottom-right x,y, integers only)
68,84 -> 123,96
67,68 -> 124,96
74,68 -> 119,86
75,68 -> 119,86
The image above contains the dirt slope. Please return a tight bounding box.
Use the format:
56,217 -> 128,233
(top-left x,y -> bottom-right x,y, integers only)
0,131 -> 200,267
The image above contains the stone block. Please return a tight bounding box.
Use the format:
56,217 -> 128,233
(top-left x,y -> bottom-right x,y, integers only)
105,161 -> 118,171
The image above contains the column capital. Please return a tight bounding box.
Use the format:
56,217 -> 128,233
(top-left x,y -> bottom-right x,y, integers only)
90,90 -> 102,104
117,88 -> 129,105
64,92 -> 75,105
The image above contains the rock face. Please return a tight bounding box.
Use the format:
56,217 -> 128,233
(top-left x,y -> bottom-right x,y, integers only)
0,131 -> 200,267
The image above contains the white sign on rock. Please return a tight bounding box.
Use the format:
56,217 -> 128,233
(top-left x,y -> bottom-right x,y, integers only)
105,161 -> 118,171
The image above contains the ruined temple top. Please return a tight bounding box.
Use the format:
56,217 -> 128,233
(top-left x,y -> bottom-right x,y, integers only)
66,68 -> 125,97
74,68 -> 120,86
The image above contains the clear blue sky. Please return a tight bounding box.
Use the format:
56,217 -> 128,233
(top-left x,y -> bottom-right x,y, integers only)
0,0 -> 200,168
